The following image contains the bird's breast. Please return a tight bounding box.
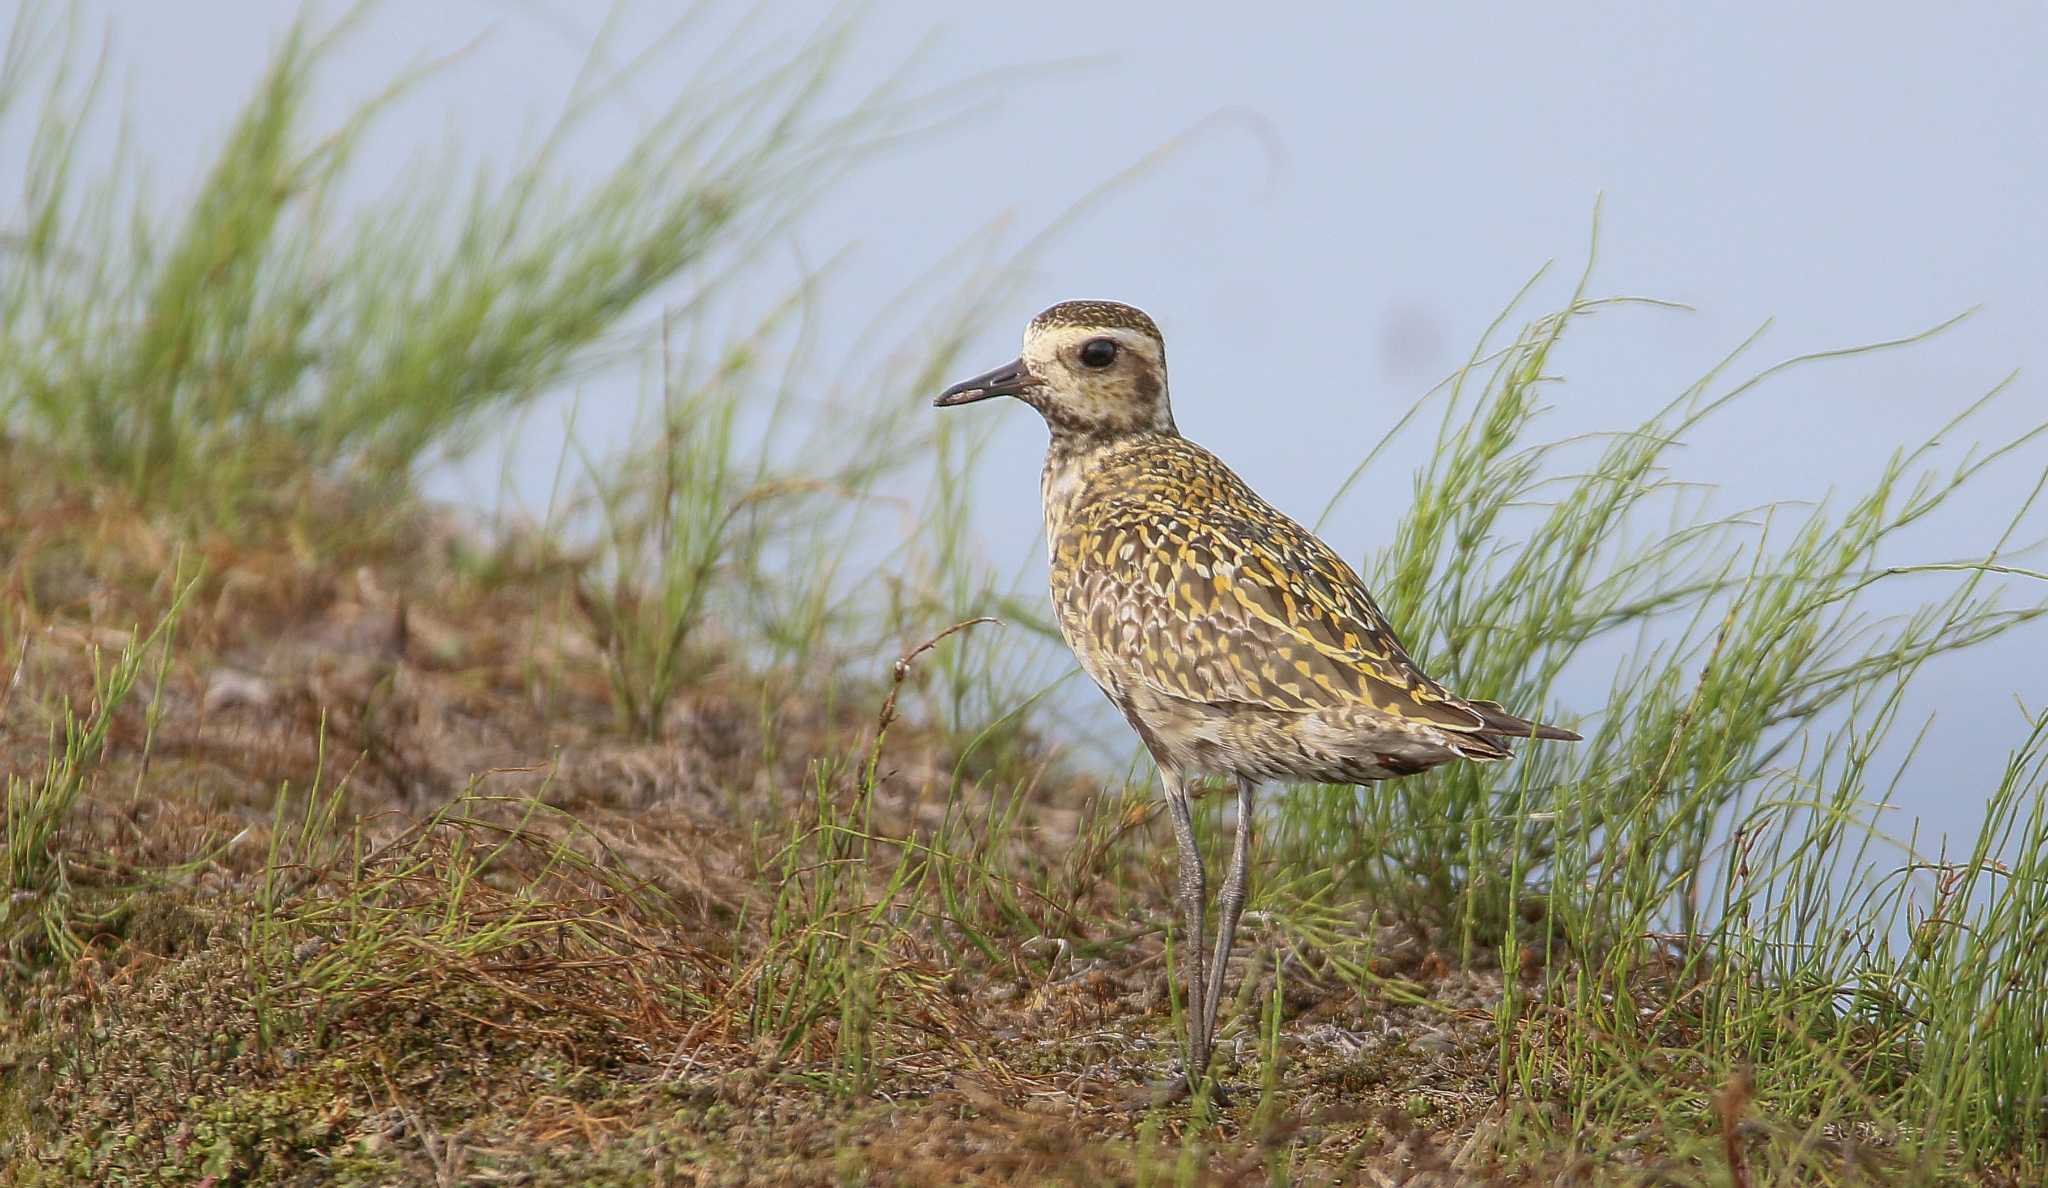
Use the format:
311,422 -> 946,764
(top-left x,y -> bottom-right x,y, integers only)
1039,439 -> 1106,565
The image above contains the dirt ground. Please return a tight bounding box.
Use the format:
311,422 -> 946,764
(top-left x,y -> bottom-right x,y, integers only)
0,484 -> 1914,1186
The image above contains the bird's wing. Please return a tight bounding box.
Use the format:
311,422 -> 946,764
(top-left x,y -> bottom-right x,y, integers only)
1063,501 -> 1491,735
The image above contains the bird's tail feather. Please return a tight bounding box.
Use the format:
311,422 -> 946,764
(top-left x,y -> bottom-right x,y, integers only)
1466,699 -> 1582,743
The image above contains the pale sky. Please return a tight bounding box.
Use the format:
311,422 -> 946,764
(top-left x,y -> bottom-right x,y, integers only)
18,2 -> 2048,842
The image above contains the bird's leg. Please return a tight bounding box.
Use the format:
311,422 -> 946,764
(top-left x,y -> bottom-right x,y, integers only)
1202,776 -> 1256,1052
1161,768 -> 1209,1087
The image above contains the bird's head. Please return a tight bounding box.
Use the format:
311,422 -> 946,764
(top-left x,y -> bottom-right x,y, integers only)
934,300 -> 1176,440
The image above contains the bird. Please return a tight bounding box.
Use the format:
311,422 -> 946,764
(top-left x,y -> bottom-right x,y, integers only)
933,299 -> 1580,1096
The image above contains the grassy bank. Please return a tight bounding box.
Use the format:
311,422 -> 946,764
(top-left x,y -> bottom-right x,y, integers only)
6,8 -> 2048,1185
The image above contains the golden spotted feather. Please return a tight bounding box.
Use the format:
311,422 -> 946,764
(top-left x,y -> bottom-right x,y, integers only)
1047,434 -> 1570,772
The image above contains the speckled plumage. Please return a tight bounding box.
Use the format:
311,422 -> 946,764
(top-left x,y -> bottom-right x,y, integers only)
936,299 -> 1579,1093
1043,430 -> 1569,784
1029,299 -> 1162,339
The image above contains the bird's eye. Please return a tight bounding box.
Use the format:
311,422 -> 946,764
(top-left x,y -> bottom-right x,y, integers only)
1078,338 -> 1119,368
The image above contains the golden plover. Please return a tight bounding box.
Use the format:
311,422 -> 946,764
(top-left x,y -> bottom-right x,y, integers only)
935,299 -> 1580,1093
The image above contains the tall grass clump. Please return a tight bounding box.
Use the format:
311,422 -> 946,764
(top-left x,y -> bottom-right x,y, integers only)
0,4 -> 896,528
567,281 -> 1027,738
1256,243 -> 2048,1173
559,200 -> 1077,739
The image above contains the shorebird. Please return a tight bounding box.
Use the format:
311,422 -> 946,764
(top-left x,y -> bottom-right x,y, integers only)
934,300 -> 1579,1094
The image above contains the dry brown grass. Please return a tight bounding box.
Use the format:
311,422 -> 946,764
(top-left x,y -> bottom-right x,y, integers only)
0,456 -> 1992,1187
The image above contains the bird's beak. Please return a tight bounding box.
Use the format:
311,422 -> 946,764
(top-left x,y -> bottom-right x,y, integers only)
933,358 -> 1033,407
